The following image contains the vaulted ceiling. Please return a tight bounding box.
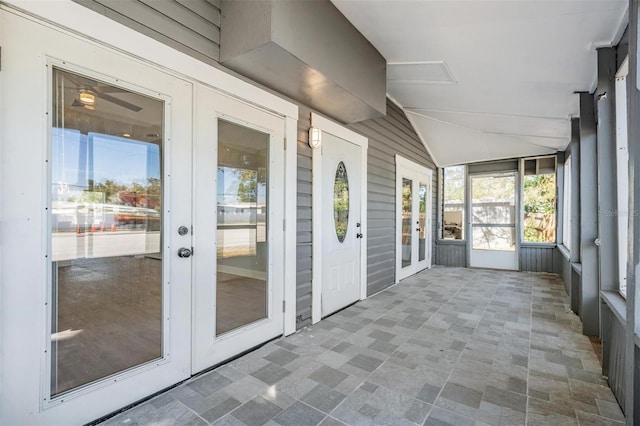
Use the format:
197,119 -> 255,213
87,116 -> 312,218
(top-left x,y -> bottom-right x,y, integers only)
331,0 -> 628,166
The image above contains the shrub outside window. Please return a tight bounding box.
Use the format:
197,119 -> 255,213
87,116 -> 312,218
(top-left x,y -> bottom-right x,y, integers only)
442,166 -> 465,240
523,157 -> 556,244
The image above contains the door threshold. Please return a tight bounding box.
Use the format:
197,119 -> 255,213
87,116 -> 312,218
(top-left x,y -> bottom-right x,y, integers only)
86,335 -> 282,426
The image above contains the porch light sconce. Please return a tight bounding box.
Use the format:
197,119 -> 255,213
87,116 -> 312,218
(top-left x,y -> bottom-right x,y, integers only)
309,126 -> 322,149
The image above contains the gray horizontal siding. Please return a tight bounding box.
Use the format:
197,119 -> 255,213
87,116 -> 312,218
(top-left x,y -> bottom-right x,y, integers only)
435,243 -> 466,267
74,0 -> 220,63
296,105 -> 314,328
349,101 -> 436,296
520,246 -> 562,273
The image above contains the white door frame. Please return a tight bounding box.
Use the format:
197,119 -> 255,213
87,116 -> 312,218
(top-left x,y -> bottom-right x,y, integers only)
0,3 -> 299,424
192,85 -> 286,372
311,113 -> 368,324
468,171 -> 519,270
395,156 -> 433,282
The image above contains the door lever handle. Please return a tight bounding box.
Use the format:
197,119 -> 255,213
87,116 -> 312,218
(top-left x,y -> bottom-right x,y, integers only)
356,233 -> 363,239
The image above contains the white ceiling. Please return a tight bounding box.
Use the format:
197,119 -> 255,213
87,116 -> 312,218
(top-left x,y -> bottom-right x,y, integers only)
331,0 -> 628,166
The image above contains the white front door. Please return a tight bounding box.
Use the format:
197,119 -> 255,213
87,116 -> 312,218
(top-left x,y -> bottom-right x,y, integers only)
321,133 -> 363,317
396,156 -> 433,281
469,172 -> 519,270
192,86 -> 285,372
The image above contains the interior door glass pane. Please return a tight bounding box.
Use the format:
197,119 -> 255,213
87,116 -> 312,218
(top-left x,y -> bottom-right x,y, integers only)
472,227 -> 516,251
50,68 -> 164,396
402,178 -> 412,268
217,120 -> 269,335
471,176 -> 515,225
418,182 -> 427,262
333,161 -> 349,243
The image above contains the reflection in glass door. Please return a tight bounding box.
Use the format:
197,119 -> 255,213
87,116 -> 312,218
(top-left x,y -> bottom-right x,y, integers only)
216,120 -> 269,335
418,182 -> 427,262
50,68 -> 164,396
402,178 -> 413,268
469,173 -> 519,270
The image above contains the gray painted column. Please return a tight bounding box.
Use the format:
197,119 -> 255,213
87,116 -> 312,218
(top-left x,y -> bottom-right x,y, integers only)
625,1 -> 639,423
570,119 -> 581,314
579,93 -> 599,337
596,47 -> 620,297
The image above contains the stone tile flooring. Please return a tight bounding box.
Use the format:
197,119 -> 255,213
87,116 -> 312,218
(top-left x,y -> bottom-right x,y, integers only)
102,267 -> 625,426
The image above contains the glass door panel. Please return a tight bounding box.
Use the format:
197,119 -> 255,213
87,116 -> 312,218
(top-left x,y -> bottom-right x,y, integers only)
396,158 -> 432,282
50,68 -> 164,396
418,182 -> 427,262
193,86 -> 285,373
401,178 -> 413,268
216,120 -> 269,335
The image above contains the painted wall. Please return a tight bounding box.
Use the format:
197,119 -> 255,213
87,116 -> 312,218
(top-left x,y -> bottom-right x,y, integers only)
73,0 -> 221,63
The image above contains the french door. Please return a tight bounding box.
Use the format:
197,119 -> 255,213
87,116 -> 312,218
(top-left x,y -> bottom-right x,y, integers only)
396,156 -> 433,281
1,10 -> 285,424
469,172 -> 519,270
192,86 -> 285,372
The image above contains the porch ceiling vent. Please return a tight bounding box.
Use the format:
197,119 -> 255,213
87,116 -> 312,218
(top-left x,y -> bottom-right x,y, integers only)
220,0 -> 387,123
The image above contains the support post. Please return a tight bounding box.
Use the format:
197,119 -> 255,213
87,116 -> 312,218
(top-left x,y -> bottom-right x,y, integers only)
596,48 -> 620,292
570,118 -> 581,314
579,92 -> 599,337
625,0 -> 640,423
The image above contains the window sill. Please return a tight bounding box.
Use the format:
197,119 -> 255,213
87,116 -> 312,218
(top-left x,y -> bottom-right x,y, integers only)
601,290 -> 627,326
571,262 -> 582,275
520,242 -> 557,248
436,239 -> 466,245
557,244 -> 570,260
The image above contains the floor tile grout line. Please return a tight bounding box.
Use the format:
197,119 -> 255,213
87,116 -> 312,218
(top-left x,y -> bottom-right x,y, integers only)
524,273 -> 534,426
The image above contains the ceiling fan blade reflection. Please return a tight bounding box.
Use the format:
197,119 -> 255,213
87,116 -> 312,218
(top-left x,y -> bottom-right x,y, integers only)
93,85 -> 128,94
96,92 -> 143,112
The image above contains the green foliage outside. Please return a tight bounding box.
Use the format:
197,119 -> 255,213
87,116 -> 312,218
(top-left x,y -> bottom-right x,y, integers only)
523,174 -> 556,243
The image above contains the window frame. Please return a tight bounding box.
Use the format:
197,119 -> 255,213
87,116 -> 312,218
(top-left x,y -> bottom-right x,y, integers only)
562,155 -> 572,251
615,55 -> 629,299
520,155 -> 558,245
440,165 -> 466,241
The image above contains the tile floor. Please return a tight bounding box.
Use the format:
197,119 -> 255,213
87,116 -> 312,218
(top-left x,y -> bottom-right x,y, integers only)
101,267 -> 625,426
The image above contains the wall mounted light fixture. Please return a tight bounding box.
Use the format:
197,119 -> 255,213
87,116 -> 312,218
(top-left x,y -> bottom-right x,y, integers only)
309,126 -> 322,149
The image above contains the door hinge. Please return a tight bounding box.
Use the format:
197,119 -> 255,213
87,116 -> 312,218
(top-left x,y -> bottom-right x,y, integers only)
282,300 -> 286,313
283,219 -> 286,231
284,137 -> 287,150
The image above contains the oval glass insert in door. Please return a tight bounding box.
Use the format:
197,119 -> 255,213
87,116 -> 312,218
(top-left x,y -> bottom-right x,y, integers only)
216,120 -> 269,335
50,68 -> 164,396
333,161 -> 349,243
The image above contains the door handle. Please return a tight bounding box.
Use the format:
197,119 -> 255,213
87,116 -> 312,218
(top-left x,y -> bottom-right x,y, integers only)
178,247 -> 193,258
356,233 -> 363,239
